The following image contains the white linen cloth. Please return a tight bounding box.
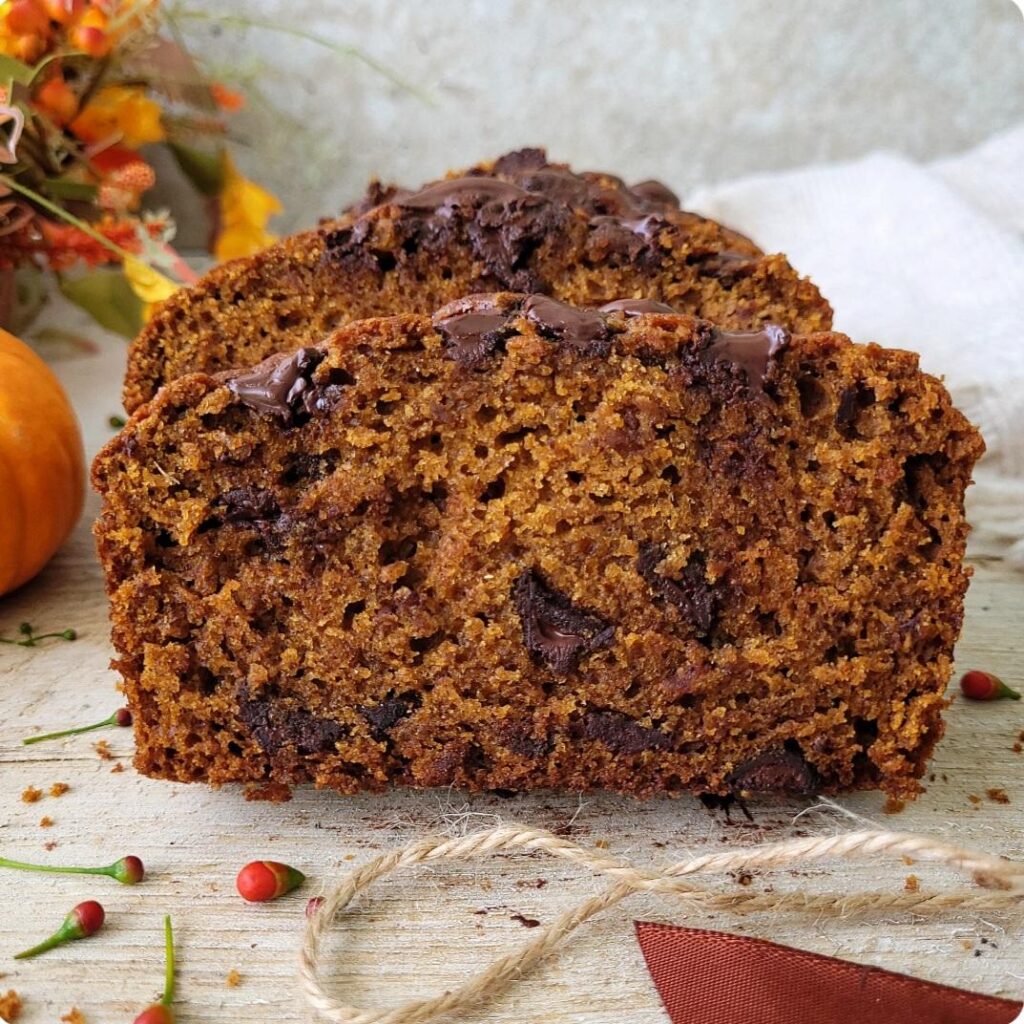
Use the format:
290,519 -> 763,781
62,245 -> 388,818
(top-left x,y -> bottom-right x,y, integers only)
689,124 -> 1024,565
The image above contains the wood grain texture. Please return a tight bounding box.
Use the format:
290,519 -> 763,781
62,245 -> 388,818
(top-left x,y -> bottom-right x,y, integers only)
0,324 -> 1021,1023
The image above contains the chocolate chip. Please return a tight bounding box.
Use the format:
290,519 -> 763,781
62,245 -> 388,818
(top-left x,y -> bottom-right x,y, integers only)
501,728 -> 550,760
578,709 -> 672,754
522,294 -> 611,356
345,180 -> 410,217
516,167 -> 591,205
228,347 -> 327,425
835,382 -> 876,437
637,544 -> 718,635
728,749 -> 820,795
491,147 -> 550,174
628,179 -> 680,210
219,487 -> 281,524
690,248 -> 757,283
357,697 -> 415,739
238,693 -> 345,756
586,214 -> 667,264
432,294 -> 522,367
599,298 -> 676,316
700,324 -> 789,394
512,569 -> 614,674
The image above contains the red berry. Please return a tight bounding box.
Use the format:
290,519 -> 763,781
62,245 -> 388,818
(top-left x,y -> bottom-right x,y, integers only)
133,1006 -> 174,1024
115,855 -> 145,884
70,23 -> 110,57
960,670 -> 1021,702
6,0 -> 49,35
116,707 -> 133,727
72,899 -> 105,937
236,860 -> 305,902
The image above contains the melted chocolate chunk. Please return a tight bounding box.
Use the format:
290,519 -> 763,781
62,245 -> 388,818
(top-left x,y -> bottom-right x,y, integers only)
637,544 -> 719,635
578,709 -> 672,755
357,697 -> 415,739
238,693 -> 345,756
219,487 -> 281,524
398,176 -> 535,212
432,294 -> 521,367
228,347 -> 327,425
512,569 -> 614,674
701,324 -> 789,394
628,179 -> 680,210
728,749 -> 820,795
522,294 -> 611,356
599,298 -> 676,316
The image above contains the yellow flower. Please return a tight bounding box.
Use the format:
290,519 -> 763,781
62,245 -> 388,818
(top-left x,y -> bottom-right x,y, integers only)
123,255 -> 179,321
70,86 -> 165,149
214,153 -> 282,262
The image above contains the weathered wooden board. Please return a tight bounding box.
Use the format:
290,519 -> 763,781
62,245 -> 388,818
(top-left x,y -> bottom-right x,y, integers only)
1,319 -> 1021,1023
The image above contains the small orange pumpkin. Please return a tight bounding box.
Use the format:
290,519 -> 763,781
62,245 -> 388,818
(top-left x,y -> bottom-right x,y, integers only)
0,327 -> 85,597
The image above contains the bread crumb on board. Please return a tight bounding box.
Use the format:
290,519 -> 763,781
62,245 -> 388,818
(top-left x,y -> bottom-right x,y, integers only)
49,782 -> 70,797
94,740 -> 114,761
904,875 -> 920,893
986,787 -> 1011,805
0,990 -> 22,1022
60,1009 -> 85,1024
39,816 -> 54,828
226,968 -> 242,987
20,786 -> 42,804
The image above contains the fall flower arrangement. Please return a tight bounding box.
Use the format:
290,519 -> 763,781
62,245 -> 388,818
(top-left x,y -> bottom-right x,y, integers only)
0,0 -> 281,334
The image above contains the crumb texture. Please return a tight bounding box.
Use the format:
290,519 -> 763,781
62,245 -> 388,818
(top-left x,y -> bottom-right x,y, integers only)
122,148 -> 832,412
95,296 -> 982,800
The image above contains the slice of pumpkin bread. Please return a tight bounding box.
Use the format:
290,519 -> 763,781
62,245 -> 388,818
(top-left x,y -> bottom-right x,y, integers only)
122,147 -> 831,412
95,294 -> 982,800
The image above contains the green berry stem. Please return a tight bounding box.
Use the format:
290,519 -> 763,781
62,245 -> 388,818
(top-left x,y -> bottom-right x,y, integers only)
0,855 -> 143,884
0,622 -> 77,647
162,915 -> 175,1006
13,901 -> 104,960
14,924 -> 75,960
23,708 -> 131,745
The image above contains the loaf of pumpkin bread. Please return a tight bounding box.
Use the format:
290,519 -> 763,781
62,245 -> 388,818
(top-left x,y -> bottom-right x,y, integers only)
95,294 -> 982,800
122,147 -> 831,412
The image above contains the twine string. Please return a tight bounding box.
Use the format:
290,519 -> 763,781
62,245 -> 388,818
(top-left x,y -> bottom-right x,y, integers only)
299,823 -> 1024,1024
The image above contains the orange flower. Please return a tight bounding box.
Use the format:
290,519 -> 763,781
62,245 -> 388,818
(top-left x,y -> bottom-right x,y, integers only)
213,153 -> 281,262
33,75 -> 79,126
70,85 -> 165,149
98,160 -> 156,211
210,83 -> 245,112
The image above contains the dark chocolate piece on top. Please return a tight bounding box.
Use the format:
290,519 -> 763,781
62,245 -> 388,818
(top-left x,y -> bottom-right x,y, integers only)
228,347 -> 326,425
522,294 -> 611,356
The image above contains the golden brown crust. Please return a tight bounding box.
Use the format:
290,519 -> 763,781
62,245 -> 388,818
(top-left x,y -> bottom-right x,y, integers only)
123,149 -> 832,412
96,295 -> 982,801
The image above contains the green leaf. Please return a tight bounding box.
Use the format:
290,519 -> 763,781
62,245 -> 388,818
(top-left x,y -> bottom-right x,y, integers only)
0,54 -> 35,90
41,179 -> 98,202
167,140 -> 225,196
59,271 -> 145,339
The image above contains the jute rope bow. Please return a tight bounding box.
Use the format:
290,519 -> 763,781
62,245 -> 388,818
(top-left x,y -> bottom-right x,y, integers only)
299,823 -> 1024,1024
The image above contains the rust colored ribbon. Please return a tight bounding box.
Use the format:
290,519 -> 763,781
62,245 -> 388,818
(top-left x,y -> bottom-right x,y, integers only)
636,922 -> 1023,1024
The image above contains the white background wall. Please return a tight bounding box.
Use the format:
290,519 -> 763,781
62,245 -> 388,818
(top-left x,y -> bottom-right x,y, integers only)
179,0 -> 1024,233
